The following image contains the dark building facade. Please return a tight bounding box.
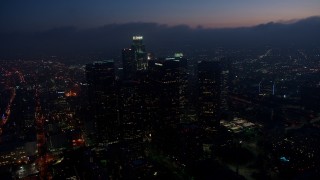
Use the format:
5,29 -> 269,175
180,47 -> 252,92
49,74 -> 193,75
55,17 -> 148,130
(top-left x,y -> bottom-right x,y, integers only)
85,60 -> 120,144
122,48 -> 135,80
148,56 -> 189,128
198,61 -> 221,127
119,81 -> 145,161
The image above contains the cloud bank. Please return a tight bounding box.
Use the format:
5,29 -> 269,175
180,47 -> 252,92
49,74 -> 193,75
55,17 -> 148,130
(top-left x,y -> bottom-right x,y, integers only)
0,16 -> 319,58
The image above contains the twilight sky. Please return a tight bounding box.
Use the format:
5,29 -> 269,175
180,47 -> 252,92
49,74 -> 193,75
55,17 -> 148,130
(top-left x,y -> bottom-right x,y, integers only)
1,0 -> 319,32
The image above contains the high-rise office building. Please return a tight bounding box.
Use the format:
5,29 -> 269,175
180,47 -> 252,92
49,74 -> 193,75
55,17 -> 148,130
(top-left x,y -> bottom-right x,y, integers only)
86,60 -> 116,89
148,56 -> 188,127
198,61 -> 221,127
122,36 -> 148,80
85,60 -> 120,144
220,70 -> 230,112
122,48 -> 135,80
131,36 -> 148,71
120,81 -> 145,161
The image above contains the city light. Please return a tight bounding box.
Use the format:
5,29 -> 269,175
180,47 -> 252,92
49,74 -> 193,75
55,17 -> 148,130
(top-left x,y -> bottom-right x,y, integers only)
133,36 -> 143,40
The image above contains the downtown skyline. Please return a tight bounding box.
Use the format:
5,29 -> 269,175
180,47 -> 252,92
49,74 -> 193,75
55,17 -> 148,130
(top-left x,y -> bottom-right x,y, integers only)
1,1 -> 320,179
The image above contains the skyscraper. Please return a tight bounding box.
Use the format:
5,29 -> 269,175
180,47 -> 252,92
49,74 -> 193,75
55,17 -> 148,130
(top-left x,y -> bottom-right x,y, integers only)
220,70 -> 230,112
148,55 -> 189,127
120,81 -> 145,161
198,61 -> 221,127
131,36 -> 147,71
122,36 -> 148,80
85,60 -> 120,144
86,60 -> 116,89
122,48 -> 135,80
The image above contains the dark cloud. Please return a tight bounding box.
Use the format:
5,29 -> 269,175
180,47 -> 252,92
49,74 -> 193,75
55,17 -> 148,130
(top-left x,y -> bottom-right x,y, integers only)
0,16 -> 319,58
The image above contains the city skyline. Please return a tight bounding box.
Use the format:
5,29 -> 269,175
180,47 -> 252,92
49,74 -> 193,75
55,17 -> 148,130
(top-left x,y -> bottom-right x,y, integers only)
1,34 -> 320,179
1,1 -> 320,179
1,0 -> 319,32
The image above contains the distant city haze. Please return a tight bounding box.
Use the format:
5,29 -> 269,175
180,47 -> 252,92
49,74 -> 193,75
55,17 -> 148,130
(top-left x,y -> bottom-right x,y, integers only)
1,0 -> 319,32
1,16 -> 320,58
